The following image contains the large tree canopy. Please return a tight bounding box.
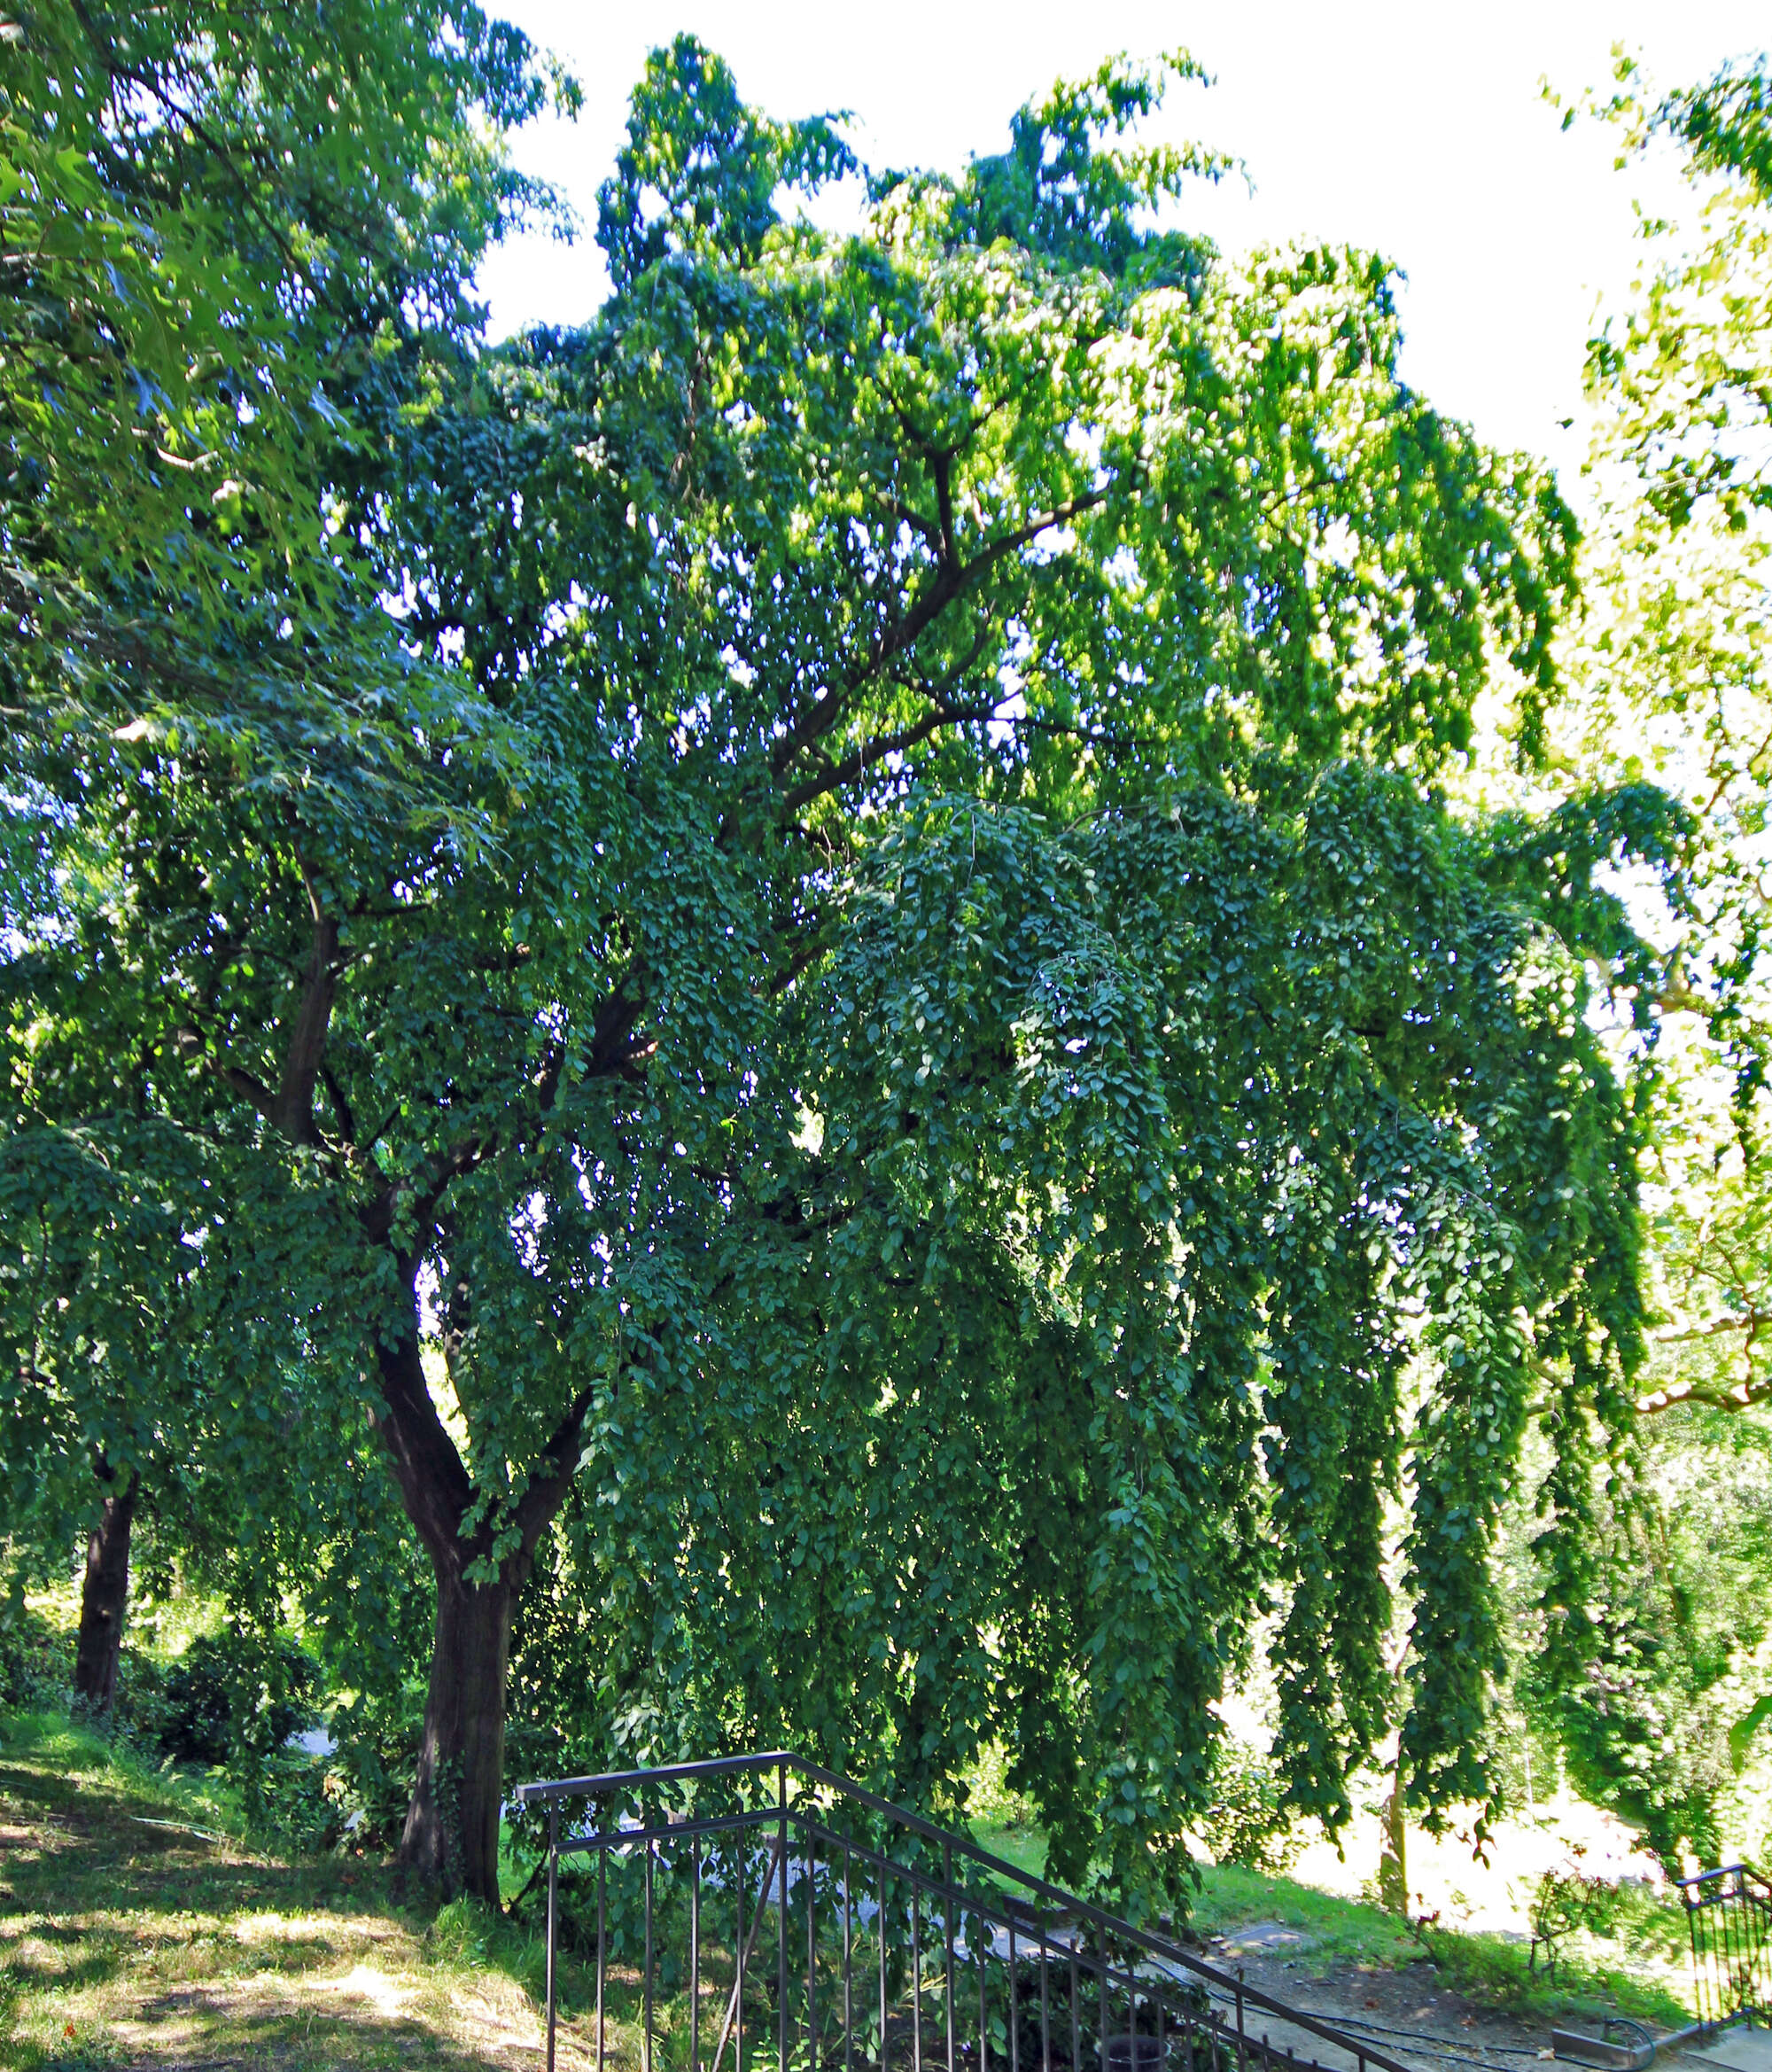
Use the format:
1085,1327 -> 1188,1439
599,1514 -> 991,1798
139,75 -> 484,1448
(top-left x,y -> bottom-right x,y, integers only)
4,30 -> 1677,1906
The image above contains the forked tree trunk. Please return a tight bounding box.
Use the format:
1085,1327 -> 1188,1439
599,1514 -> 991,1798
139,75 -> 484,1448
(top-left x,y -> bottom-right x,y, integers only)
400,1563 -> 519,1900
73,1468 -> 138,1712
372,1302 -> 584,1906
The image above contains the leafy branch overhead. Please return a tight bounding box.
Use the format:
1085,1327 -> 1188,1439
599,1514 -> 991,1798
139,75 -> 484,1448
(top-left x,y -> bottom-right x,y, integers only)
0,18 -> 1703,1907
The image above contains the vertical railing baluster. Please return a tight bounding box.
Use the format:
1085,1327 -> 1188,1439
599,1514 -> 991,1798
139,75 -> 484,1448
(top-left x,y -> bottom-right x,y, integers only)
1095,1931 -> 1106,2072
1007,1919 -> 1018,2072
944,1844 -> 955,2072
810,1827 -> 820,2072
737,1834 -> 748,2072
879,1862 -> 889,2072
780,1764 -> 790,2072
1037,1907 -> 1049,2072
597,1843 -> 607,2072
843,1845 -> 855,2072
645,1834 -> 656,2072
912,1878 -> 924,2072
979,1904 -> 990,2072
1068,1940 -> 1078,2072
693,1834 -> 703,2072
546,1802 -> 558,2072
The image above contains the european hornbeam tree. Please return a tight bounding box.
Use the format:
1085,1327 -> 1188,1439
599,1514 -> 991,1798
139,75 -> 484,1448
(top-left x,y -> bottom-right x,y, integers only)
6,30 -> 1683,1905
1,2 -> 558,1715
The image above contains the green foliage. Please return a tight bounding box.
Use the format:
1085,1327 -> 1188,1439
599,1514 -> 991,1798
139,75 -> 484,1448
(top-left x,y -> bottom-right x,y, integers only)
1522,49 -> 1772,1863
0,1598 -> 66,1711
1655,57 -> 1772,207
326,1685 -> 429,1853
1199,1743 -> 1302,1876
1527,1405 -> 1769,1872
597,34 -> 853,289
157,1628 -> 319,1769
921,51 -> 1231,286
3,23 -> 1686,1912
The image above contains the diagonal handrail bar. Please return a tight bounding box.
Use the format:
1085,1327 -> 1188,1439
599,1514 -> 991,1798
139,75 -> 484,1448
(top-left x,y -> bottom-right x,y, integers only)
516,1750 -> 1415,2072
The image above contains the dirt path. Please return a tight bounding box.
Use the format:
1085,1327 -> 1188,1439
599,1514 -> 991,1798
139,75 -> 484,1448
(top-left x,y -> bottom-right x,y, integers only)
1199,1923 -> 1560,2072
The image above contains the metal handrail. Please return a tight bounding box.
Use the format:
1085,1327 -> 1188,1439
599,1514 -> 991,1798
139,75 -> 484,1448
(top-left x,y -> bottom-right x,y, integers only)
1676,1861 -> 1772,2030
517,1751 -> 1415,2072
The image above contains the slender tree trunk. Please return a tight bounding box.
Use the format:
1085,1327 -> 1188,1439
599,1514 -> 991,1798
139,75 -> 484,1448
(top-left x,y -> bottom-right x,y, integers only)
73,1467 -> 137,1712
1378,1763 -> 1409,1917
400,1562 -> 519,1900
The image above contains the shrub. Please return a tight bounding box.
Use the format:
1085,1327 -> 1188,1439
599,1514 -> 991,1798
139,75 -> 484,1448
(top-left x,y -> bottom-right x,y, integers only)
0,1601 -> 67,1711
1201,1742 -> 1303,1876
250,1746 -> 353,1853
327,1687 -> 424,1852
159,1628 -> 320,1766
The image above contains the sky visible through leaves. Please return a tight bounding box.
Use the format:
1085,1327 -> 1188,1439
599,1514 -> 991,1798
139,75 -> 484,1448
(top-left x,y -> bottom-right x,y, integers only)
477,0 -> 1768,495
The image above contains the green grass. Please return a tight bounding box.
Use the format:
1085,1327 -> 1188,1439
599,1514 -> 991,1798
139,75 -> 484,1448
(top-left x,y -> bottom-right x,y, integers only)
972,1809 -> 1696,2033
0,1710 -> 564,2069
970,1815 -> 1049,1882
0,1710 -> 1706,2070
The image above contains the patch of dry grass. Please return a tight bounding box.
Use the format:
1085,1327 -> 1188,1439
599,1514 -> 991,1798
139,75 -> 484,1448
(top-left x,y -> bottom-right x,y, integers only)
0,1714 -> 589,2070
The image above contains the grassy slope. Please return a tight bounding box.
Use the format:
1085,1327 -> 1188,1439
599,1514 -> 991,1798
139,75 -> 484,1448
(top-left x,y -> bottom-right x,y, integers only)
0,1713 -> 556,2070
968,1818 -> 1695,2031
1,1718 -> 1697,2071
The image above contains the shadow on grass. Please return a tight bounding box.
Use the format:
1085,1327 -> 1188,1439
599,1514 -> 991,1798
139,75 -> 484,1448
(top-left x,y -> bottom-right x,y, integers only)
0,1710 -> 560,2071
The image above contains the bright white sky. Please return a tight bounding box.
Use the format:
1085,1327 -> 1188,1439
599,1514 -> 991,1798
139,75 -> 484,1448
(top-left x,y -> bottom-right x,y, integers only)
478,0 -> 1767,494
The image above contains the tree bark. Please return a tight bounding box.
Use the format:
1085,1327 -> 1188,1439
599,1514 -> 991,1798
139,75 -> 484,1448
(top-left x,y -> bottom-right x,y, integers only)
400,1562 -> 518,1900
370,1283 -> 588,1905
73,1467 -> 137,1712
1378,1764 -> 1409,1917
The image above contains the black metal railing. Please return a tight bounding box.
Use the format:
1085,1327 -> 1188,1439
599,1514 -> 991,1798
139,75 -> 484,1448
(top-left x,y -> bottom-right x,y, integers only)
1678,1863 -> 1772,2030
514,1753 -> 1415,2072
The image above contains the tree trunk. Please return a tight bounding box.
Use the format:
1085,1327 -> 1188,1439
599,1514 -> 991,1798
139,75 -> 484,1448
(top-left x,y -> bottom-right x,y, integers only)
400,1562 -> 518,1900
1378,1764 -> 1409,1916
370,1263 -> 591,1905
73,1468 -> 137,1712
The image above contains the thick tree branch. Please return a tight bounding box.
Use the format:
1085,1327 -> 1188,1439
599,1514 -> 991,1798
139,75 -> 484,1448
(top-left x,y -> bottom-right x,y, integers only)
781,701 -> 997,813
370,1320 -> 476,1572
268,900 -> 339,1146
359,1135 -> 486,1248
512,1382 -> 599,1554
766,487 -> 1109,788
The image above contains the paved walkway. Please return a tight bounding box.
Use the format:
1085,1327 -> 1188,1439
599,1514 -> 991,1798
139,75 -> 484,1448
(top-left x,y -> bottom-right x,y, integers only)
1670,2029 -> 1772,2072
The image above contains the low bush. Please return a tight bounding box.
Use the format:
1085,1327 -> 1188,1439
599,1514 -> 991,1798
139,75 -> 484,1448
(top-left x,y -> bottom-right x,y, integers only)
0,1601 -> 67,1710
326,1686 -> 425,1852
158,1627 -> 319,1767
1200,1742 -> 1303,1876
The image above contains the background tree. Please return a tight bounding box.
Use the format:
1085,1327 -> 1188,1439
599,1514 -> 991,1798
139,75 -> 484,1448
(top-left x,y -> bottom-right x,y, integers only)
6,28 -> 1683,1909
1517,50 -> 1772,1858
2,0 -> 560,1750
